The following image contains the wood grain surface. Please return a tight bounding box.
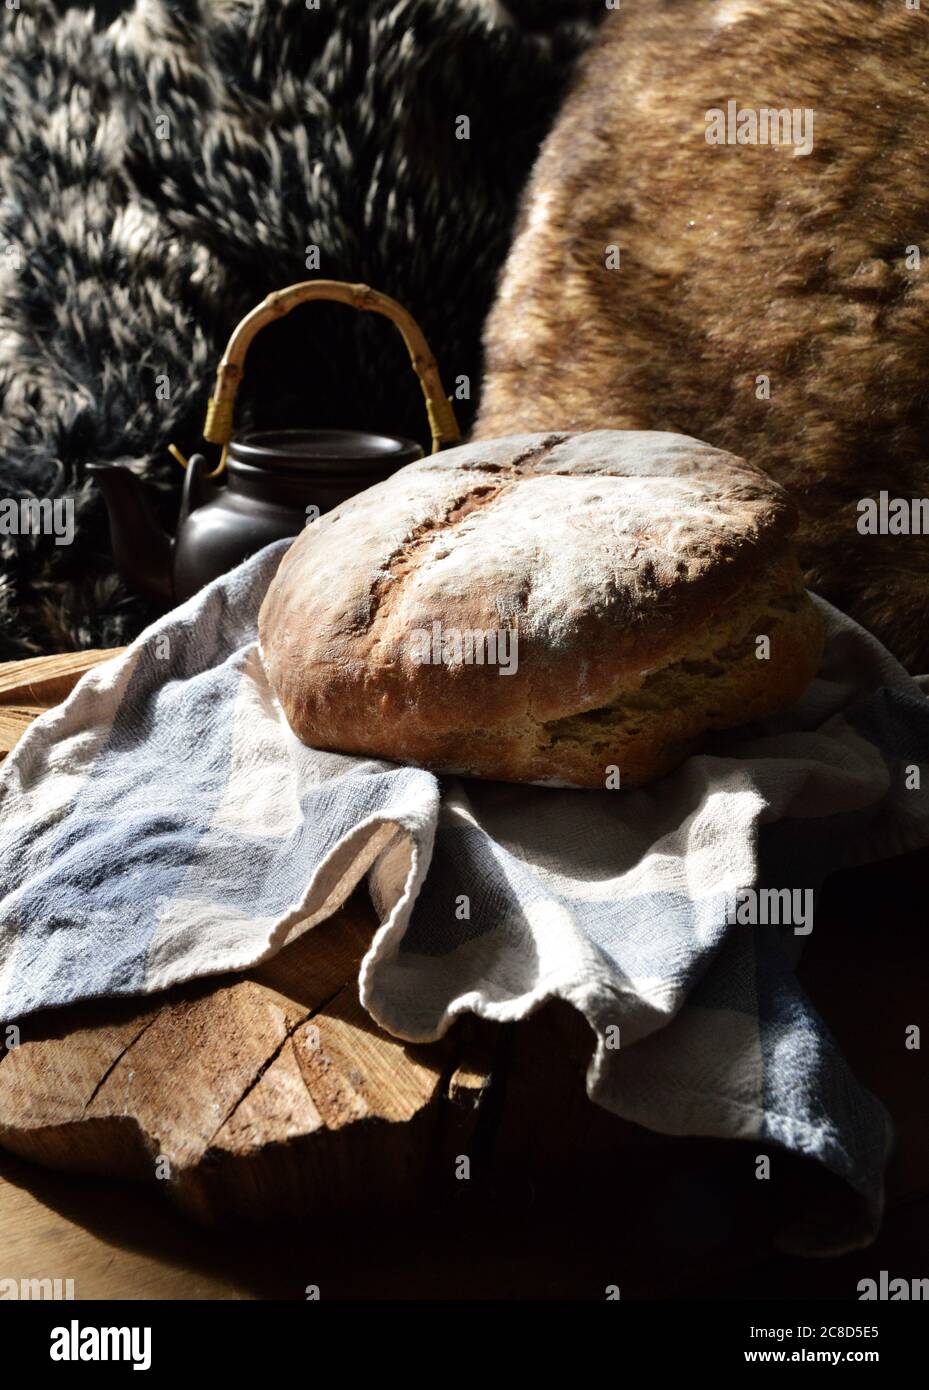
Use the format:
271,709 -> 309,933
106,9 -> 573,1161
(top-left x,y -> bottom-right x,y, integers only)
0,649 -> 495,1227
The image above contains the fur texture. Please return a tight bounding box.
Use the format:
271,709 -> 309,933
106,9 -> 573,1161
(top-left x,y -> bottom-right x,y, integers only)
475,0 -> 929,670
0,0 -> 599,657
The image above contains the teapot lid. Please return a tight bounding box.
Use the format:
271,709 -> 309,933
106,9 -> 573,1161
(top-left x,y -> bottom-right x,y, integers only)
229,428 -> 424,475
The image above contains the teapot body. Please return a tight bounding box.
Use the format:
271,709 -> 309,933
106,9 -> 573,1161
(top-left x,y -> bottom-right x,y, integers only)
172,489 -> 307,604
172,428 -> 423,602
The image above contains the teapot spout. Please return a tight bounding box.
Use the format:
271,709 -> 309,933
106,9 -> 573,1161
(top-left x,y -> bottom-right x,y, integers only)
88,463 -> 174,605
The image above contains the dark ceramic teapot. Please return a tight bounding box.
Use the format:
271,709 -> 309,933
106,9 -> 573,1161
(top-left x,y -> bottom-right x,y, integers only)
90,280 -> 461,605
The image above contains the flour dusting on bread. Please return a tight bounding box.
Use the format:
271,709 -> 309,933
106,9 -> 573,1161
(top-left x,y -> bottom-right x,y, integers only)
258,430 -> 823,788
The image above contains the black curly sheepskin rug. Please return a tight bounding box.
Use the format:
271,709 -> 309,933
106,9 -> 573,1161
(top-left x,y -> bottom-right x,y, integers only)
0,0 -> 600,657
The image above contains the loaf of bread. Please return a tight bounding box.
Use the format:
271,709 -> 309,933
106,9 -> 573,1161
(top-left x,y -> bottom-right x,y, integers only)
258,430 -> 824,788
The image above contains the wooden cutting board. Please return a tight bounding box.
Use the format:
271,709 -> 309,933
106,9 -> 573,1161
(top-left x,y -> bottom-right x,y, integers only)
0,649 -> 502,1226
0,649 -> 926,1245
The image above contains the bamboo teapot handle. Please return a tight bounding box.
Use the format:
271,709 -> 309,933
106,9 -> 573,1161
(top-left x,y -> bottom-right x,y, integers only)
171,280 -> 461,478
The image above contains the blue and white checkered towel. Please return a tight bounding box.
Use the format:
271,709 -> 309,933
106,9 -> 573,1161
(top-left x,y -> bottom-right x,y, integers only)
2,540 -> 928,1252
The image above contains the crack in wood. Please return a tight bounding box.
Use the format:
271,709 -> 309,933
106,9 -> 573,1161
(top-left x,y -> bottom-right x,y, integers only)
200,981 -> 347,1152
80,1013 -> 161,1117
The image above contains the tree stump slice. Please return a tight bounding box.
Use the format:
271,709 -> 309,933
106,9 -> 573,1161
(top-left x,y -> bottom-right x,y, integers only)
0,650 -> 494,1226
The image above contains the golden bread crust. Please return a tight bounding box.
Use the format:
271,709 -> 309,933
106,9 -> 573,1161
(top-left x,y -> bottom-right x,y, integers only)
258,430 -> 822,787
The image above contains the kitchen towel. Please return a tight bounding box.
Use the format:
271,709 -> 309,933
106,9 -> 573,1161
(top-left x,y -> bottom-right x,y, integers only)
2,539 -> 927,1251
